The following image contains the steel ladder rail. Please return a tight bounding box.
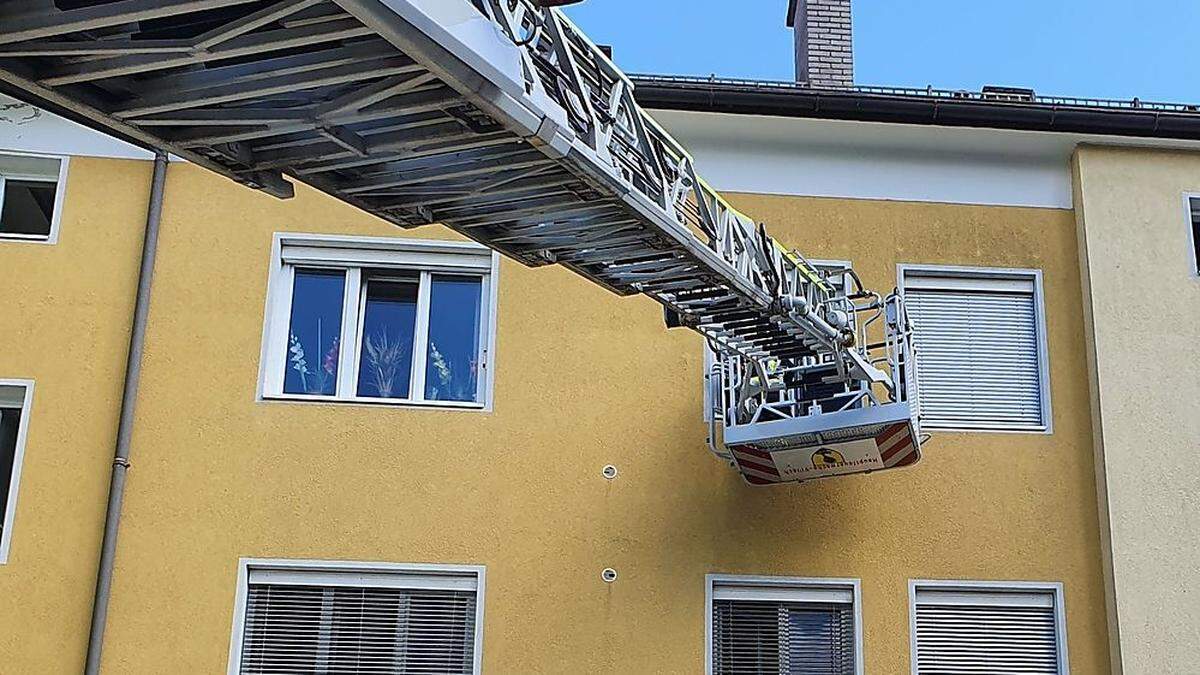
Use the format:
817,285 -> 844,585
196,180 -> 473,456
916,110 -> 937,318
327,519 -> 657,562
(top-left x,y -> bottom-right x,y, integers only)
0,0 -> 854,368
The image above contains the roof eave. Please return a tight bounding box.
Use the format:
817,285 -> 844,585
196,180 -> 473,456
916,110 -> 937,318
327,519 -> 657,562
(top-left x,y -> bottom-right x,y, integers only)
630,77 -> 1200,143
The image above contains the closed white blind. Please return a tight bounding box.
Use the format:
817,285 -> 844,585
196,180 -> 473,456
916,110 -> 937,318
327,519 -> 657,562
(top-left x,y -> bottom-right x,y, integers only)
914,588 -> 1061,674
905,271 -> 1047,430
713,596 -> 855,674
239,569 -> 478,674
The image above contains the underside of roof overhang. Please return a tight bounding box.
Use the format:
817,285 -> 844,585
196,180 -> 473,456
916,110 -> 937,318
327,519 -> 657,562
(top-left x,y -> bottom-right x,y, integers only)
0,0 -> 572,223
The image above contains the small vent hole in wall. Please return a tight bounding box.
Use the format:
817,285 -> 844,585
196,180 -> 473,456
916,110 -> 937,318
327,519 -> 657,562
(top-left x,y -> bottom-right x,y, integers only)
602,464 -> 618,480
601,568 -> 618,583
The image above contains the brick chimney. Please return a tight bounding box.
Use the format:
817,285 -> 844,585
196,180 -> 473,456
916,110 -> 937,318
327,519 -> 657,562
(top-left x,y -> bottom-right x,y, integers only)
787,0 -> 853,88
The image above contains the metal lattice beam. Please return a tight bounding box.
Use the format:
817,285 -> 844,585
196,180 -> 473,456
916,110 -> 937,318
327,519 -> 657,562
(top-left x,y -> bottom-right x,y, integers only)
0,0 -> 918,456
0,0 -> 262,45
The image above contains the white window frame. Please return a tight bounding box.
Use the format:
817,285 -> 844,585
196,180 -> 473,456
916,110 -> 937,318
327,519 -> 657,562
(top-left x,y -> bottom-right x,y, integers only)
227,557 -> 486,675
1183,192 -> 1200,279
705,574 -> 864,675
898,264 -> 1053,434
0,150 -> 68,245
908,579 -> 1069,675
258,233 -> 501,411
0,379 -> 33,564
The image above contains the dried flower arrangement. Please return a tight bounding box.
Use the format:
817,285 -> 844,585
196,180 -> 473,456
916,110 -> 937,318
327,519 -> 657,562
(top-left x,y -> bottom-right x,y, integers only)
288,318 -> 338,395
427,341 -> 478,401
362,330 -> 409,398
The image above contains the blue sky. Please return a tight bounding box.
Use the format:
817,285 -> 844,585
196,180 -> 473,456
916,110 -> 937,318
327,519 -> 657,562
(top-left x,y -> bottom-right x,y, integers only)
562,0 -> 1200,103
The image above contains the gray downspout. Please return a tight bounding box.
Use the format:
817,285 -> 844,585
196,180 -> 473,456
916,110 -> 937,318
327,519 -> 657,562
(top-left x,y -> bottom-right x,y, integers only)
84,151 -> 168,675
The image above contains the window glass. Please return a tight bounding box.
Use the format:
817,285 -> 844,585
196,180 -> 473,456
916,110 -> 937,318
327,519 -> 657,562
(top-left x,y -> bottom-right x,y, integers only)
356,276 -> 418,399
283,269 -> 345,396
0,180 -> 56,237
1190,196 -> 1199,275
713,599 -> 855,674
785,605 -> 855,672
425,275 -> 483,402
0,406 -> 19,534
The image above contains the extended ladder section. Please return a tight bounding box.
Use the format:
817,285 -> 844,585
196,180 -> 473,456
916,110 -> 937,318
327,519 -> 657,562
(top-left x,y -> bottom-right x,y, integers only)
0,0 -> 921,484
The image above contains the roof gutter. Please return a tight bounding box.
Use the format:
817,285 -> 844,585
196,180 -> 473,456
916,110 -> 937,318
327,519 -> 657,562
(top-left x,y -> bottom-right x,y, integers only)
630,76 -> 1200,142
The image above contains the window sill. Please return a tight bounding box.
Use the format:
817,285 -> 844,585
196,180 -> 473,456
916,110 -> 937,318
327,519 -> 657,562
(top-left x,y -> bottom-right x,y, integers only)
260,392 -> 488,412
0,233 -> 54,244
922,423 -> 1050,435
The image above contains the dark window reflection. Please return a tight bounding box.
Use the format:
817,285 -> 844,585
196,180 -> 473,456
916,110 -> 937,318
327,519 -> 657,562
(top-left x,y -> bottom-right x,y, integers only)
357,276 -> 418,399
425,275 -> 483,402
0,405 -> 19,534
283,269 -> 345,396
1,180 -> 56,237
1191,196 -> 1200,275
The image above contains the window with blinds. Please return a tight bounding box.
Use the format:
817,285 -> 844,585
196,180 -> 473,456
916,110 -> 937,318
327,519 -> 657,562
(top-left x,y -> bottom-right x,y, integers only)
709,576 -> 860,675
233,563 -> 483,675
902,267 -> 1050,431
912,584 -> 1066,674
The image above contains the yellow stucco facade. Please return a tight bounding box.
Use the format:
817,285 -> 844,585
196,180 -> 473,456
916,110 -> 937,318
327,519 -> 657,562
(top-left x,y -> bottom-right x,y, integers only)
1074,145 -> 1200,675
0,154 -> 1113,672
0,157 -> 154,673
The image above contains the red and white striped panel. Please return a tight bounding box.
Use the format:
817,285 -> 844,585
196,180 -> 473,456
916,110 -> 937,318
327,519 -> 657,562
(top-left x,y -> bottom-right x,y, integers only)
729,445 -> 782,485
877,421 -> 920,469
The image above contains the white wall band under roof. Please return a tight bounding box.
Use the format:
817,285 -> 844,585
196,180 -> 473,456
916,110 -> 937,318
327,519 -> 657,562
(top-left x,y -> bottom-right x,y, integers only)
650,109 -> 1075,209
649,109 -> 1200,209
7,90 -> 1200,210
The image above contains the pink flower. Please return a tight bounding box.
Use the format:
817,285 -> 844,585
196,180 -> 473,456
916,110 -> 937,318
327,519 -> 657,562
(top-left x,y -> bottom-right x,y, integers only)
323,338 -> 339,375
